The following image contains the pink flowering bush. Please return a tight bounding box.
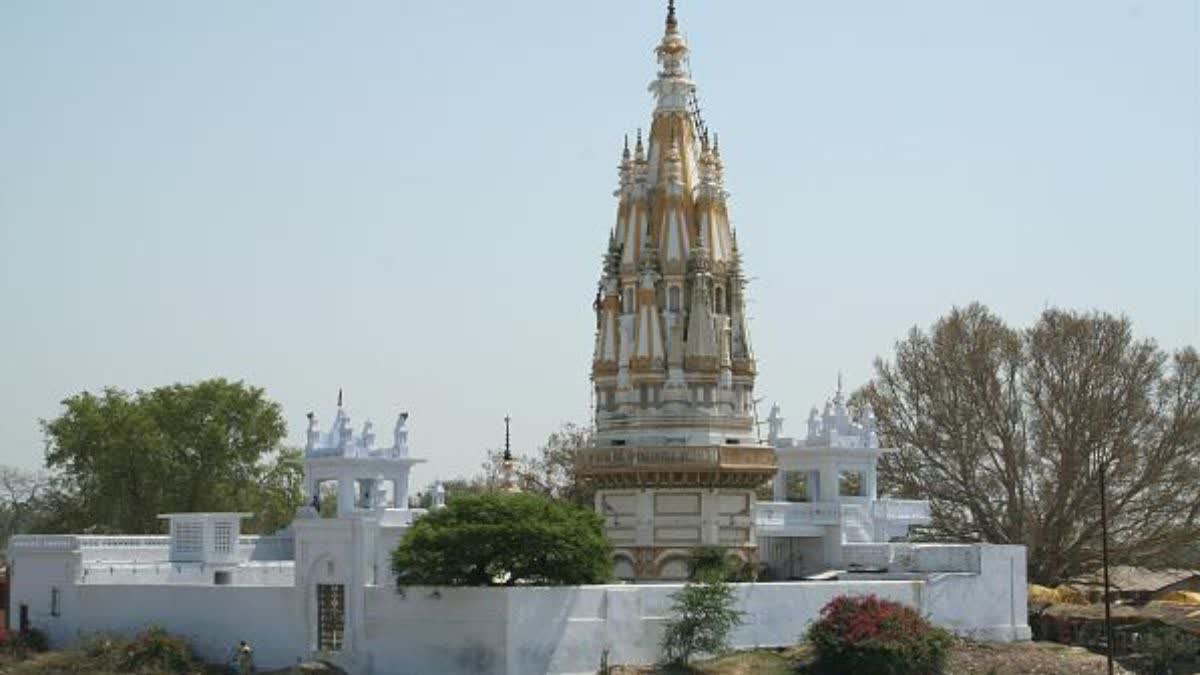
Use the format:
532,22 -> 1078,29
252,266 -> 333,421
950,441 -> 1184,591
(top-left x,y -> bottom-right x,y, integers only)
806,594 -> 954,675
121,625 -> 196,672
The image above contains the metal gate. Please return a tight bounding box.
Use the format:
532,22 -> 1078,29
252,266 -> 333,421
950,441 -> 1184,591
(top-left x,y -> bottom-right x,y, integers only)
317,584 -> 345,652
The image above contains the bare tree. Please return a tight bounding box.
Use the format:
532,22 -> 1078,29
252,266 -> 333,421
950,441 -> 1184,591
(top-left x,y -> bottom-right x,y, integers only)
519,423 -> 594,506
865,304 -> 1200,585
0,465 -> 50,550
417,423 -> 595,507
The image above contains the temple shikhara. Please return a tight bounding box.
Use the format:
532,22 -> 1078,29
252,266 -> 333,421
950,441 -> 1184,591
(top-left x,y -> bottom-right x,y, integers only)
577,1 -> 777,580
5,5 -> 1031,674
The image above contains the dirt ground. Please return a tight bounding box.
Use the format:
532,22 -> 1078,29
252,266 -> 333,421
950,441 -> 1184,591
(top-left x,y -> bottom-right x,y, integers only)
0,641 -> 1146,675
609,640 -> 1136,675
943,641 -> 1134,675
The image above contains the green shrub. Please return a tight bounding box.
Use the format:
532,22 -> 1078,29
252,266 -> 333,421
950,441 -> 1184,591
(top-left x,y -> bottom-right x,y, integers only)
1140,625 -> 1200,675
1,627 -> 49,658
686,546 -> 757,583
807,594 -> 954,675
661,578 -> 744,666
687,546 -> 731,582
392,491 -> 612,586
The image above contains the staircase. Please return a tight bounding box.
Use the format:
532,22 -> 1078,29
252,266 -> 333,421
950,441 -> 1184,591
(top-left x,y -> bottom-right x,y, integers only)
841,504 -> 874,543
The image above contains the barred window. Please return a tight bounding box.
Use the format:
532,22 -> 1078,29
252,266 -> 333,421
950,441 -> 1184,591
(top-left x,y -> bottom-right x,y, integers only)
213,522 -> 233,554
174,523 -> 203,554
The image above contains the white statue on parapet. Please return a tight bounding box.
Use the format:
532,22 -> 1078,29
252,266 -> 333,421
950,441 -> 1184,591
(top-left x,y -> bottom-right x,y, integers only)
393,412 -> 409,457
361,420 -> 376,453
766,403 -> 784,446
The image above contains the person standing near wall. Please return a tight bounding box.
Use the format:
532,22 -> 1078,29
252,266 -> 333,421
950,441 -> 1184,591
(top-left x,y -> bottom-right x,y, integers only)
236,640 -> 255,674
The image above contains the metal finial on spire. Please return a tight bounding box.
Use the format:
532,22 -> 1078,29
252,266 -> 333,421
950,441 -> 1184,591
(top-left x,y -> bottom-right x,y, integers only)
337,388 -> 343,408
503,414 -> 513,462
666,0 -> 677,29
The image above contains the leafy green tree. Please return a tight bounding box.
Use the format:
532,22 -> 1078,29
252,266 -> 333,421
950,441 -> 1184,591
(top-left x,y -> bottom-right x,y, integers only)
318,481 -> 339,518
865,304 -> 1200,584
236,447 -> 305,534
40,378 -> 294,534
391,492 -> 611,586
660,577 -> 744,666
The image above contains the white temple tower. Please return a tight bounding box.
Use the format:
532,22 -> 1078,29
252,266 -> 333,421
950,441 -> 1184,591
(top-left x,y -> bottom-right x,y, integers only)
577,2 -> 777,580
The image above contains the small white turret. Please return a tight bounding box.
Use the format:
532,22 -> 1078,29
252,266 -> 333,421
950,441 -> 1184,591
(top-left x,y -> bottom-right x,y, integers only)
807,407 -> 822,440
305,413 -> 320,453
767,404 -> 785,446
361,420 -> 376,453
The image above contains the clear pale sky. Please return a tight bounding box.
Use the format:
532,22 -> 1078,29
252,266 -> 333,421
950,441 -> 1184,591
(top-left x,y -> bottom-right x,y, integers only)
1,1 -> 1197,488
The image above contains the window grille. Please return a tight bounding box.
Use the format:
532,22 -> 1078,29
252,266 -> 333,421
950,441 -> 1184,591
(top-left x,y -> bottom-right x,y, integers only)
213,522 -> 232,554
174,523 -> 203,554
317,584 -> 345,651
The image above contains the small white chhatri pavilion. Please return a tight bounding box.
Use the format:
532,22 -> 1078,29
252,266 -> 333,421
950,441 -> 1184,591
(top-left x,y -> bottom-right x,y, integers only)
755,376 -> 933,579
300,391 -> 425,517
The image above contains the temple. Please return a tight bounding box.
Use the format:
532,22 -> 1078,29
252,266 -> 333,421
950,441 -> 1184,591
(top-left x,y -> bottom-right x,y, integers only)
577,1 -> 778,580
5,4 -> 1030,673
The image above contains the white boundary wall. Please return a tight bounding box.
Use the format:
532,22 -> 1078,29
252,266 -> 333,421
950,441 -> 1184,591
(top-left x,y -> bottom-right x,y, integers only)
10,545 -> 1029,675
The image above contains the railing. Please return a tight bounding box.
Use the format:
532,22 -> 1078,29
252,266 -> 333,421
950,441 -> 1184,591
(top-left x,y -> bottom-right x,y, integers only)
577,445 -> 776,471
842,543 -> 981,573
872,499 -> 932,523
7,535 -> 82,551
239,535 -> 295,561
78,560 -> 295,585
78,536 -> 170,548
754,501 -> 843,529
9,534 -> 296,563
8,535 -> 172,551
